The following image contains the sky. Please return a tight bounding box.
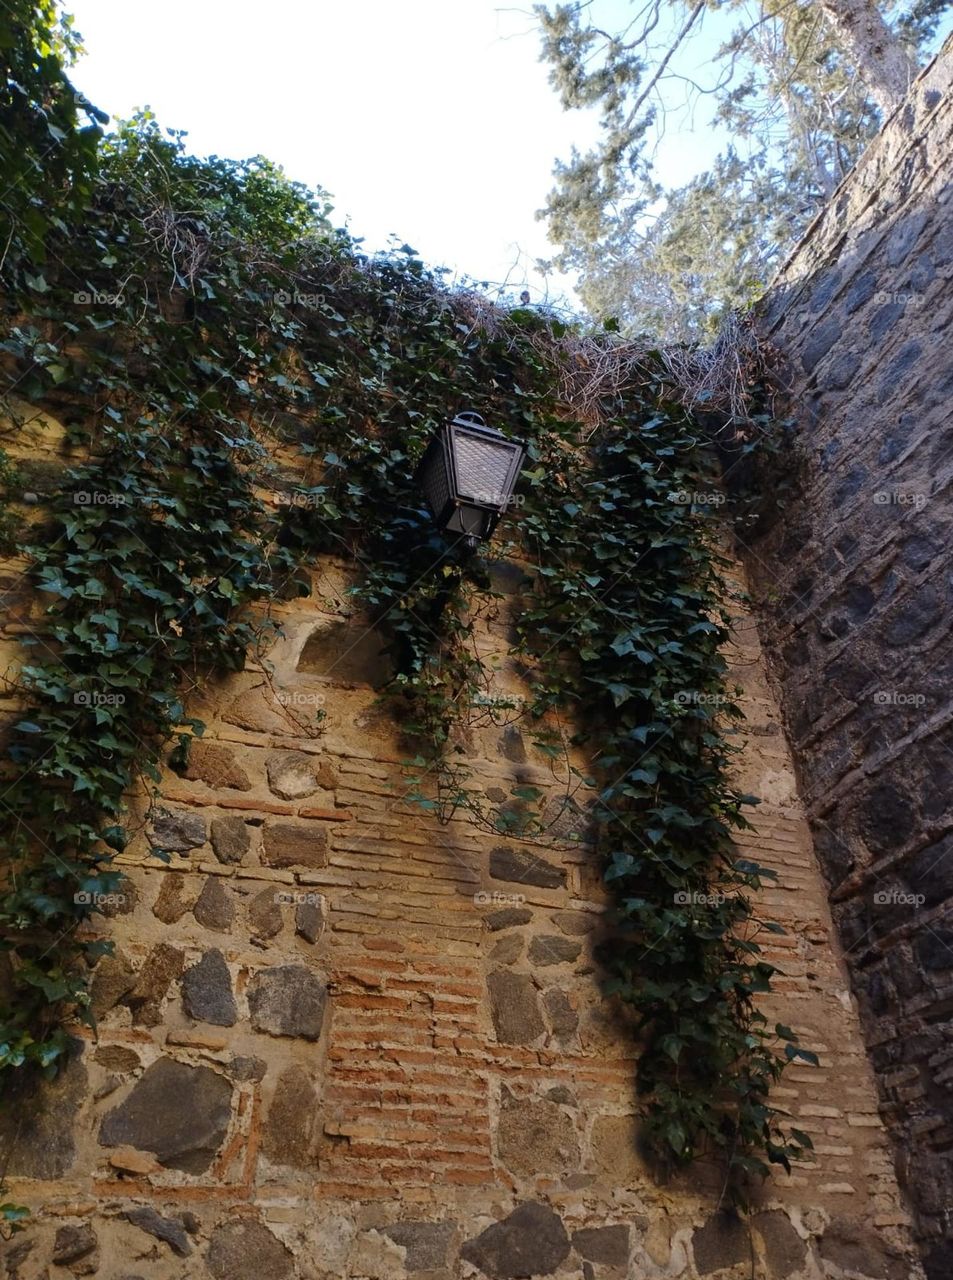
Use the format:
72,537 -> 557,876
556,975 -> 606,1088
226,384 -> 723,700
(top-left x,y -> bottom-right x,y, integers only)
64,0 -> 738,306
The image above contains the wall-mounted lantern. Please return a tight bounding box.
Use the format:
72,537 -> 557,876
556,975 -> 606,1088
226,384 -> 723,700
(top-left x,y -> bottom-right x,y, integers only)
415,411 -> 525,551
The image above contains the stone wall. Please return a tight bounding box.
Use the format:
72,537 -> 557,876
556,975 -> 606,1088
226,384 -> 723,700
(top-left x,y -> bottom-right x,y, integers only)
747,36 -> 953,1280
0,401 -> 919,1280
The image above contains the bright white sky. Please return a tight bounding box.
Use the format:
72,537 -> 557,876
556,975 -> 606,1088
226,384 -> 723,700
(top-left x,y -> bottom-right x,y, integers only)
65,0 -> 737,306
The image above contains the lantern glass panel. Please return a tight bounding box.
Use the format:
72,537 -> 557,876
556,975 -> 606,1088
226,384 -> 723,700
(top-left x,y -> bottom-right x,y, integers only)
451,430 -> 519,507
418,438 -> 452,525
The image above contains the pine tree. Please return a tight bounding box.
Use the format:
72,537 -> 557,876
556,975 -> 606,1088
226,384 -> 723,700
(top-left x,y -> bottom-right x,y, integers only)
536,0 -> 950,337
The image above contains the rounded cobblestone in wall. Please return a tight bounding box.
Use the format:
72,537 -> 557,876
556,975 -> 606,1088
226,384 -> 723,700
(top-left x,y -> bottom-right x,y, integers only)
261,821 -> 328,870
206,1219 -> 294,1280
488,932 -> 523,964
90,950 -> 137,1016
52,1223 -> 98,1272
295,895 -> 325,943
485,907 -> 532,931
527,934 -> 581,966
210,815 -> 251,864
262,1064 -> 319,1168
98,1057 -> 232,1174
181,949 -> 238,1026
692,1214 -> 748,1275
124,1206 -> 192,1258
152,873 -> 195,922
487,970 -> 544,1045
382,1221 -> 457,1272
497,1086 -> 580,1177
571,1225 -> 629,1268
489,845 -> 565,889
182,740 -> 252,791
126,943 -> 185,1027
460,1202 -> 570,1278
266,749 -> 326,800
248,963 -> 327,1040
193,877 -> 235,931
752,1211 -> 807,1279
248,886 -> 284,939
93,1045 -> 140,1073
542,988 -> 578,1041
148,808 -> 207,852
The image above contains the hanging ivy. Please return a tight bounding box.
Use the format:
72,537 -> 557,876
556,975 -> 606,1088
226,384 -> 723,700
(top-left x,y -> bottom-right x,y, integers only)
0,94 -> 813,1218
0,427 -> 290,1075
514,398 -> 816,1179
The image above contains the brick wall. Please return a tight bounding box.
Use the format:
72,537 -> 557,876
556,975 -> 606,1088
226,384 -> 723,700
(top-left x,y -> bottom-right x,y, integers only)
0,399 -> 921,1279
746,36 -> 953,1280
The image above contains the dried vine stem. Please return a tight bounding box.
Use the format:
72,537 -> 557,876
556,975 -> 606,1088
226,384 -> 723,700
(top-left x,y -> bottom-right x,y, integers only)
449,289 -> 767,427
659,310 -> 764,421
141,205 -> 211,288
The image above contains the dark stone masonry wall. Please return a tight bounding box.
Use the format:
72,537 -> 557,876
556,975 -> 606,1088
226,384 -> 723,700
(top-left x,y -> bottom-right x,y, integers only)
748,35 -> 953,1280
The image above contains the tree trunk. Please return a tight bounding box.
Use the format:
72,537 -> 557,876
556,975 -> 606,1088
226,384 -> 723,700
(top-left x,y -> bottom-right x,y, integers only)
817,0 -> 918,115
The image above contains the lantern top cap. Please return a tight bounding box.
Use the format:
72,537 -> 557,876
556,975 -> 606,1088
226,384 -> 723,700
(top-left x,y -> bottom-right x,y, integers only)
452,411 -> 487,427
449,410 -> 521,446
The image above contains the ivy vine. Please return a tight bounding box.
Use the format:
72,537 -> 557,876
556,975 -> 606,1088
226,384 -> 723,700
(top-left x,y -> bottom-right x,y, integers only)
515,401 -> 816,1180
0,50 -> 813,1217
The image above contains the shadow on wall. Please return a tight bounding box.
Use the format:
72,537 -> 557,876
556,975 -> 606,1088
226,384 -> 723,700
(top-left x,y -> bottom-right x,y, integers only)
297,619 -> 393,689
742,54 -> 953,1279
